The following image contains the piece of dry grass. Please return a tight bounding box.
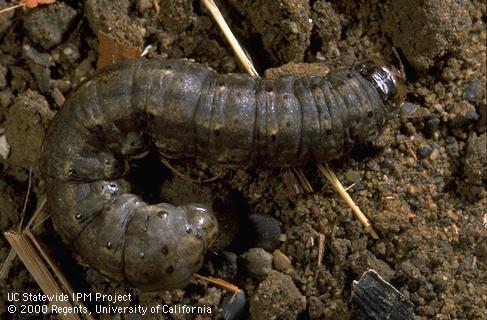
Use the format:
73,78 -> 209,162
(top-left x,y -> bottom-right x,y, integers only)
4,230 -> 94,320
317,163 -> 379,239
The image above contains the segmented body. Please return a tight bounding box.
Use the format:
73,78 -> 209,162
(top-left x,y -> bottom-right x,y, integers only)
41,58 -> 405,291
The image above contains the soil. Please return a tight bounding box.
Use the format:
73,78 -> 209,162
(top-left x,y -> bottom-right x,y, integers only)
0,0 -> 485,319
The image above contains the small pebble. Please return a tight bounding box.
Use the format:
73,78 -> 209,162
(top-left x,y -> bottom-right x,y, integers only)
429,148 -> 440,161
417,144 -> 433,158
272,249 -> 293,273
344,169 -> 361,184
400,102 -> 418,119
0,134 -> 10,160
240,248 -> 273,280
445,136 -> 459,158
427,117 -> 441,131
463,78 -> 486,104
248,213 -> 281,251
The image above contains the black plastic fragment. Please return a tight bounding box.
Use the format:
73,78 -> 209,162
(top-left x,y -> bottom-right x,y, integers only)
351,269 -> 415,320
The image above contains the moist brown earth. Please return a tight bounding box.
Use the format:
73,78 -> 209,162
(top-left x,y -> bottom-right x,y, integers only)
0,1 -> 485,319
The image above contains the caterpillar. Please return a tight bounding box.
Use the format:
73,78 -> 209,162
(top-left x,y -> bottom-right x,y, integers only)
41,58 -> 406,291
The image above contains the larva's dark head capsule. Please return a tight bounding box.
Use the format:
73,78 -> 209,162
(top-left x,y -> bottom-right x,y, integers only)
355,60 -> 407,116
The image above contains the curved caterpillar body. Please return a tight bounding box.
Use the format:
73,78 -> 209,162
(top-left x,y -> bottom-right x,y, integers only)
41,58 -> 406,291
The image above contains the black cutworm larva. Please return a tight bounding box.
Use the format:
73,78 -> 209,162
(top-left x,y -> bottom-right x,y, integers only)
41,58 -> 406,291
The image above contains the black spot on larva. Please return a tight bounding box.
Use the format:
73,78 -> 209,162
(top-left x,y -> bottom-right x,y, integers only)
161,246 -> 169,255
326,129 -> 332,135
68,169 -> 76,176
185,226 -> 192,234
266,86 -> 273,93
271,134 -> 277,142
283,94 -> 290,100
166,266 -> 174,274
109,183 -> 117,188
311,83 -> 319,91
367,111 -> 374,117
214,129 -> 220,137
285,121 -> 291,128
163,64 -> 172,70
145,215 -> 150,221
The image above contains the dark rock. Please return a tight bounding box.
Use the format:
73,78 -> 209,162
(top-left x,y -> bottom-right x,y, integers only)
248,213 -> 281,251
463,79 -> 486,104
417,144 -> 433,158
427,117 -> 441,132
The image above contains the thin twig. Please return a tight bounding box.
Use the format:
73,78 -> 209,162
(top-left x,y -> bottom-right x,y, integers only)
201,0 -> 259,76
4,231 -> 88,320
317,163 -> 379,239
317,233 -> 325,266
193,273 -> 241,294
0,3 -> 23,14
18,167 -> 33,232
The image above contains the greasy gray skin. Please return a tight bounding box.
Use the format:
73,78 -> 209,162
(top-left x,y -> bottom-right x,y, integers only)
41,58 -> 405,291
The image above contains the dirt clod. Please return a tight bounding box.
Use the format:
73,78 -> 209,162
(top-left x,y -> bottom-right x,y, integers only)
23,2 -> 78,50
229,0 -> 312,65
240,248 -> 273,280
384,0 -> 472,71
4,90 -> 54,180
249,271 -> 306,320
464,132 -> 486,185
